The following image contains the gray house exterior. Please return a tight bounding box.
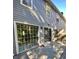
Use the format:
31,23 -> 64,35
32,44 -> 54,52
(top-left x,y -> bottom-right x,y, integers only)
13,0 -> 66,59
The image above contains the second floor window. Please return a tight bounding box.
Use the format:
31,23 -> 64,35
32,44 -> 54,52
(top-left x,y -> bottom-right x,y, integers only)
45,3 -> 51,17
21,0 -> 32,6
56,18 -> 59,22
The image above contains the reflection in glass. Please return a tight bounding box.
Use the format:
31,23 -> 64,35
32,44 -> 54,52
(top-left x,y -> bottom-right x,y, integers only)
16,23 -> 38,53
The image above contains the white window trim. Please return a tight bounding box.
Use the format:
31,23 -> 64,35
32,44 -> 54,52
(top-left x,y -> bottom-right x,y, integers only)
14,21 -> 40,27
45,3 -> 51,17
14,21 -> 40,54
44,26 -> 51,29
20,0 -> 33,10
14,21 -> 19,54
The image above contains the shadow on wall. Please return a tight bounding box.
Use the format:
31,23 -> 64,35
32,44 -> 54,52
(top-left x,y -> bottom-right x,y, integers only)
13,52 -> 29,59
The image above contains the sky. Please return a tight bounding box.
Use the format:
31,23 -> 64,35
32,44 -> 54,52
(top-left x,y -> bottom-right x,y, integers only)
51,0 -> 66,17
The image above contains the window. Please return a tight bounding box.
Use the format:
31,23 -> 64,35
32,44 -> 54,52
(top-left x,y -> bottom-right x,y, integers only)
56,18 -> 59,22
16,23 -> 38,53
56,14 -> 60,22
45,3 -> 51,17
44,28 -> 51,41
21,0 -> 32,7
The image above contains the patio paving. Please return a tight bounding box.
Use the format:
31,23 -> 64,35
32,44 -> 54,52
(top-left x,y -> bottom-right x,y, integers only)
26,41 -> 66,59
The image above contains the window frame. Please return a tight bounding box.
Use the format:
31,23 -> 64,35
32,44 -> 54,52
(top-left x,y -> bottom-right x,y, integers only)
56,18 -> 59,22
45,3 -> 51,17
20,0 -> 33,9
44,27 -> 51,42
14,21 -> 40,54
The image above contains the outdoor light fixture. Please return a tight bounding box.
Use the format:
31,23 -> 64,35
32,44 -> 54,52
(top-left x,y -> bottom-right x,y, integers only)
40,27 -> 43,33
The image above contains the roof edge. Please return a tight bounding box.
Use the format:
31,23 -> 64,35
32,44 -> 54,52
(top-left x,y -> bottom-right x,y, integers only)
44,0 -> 66,22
